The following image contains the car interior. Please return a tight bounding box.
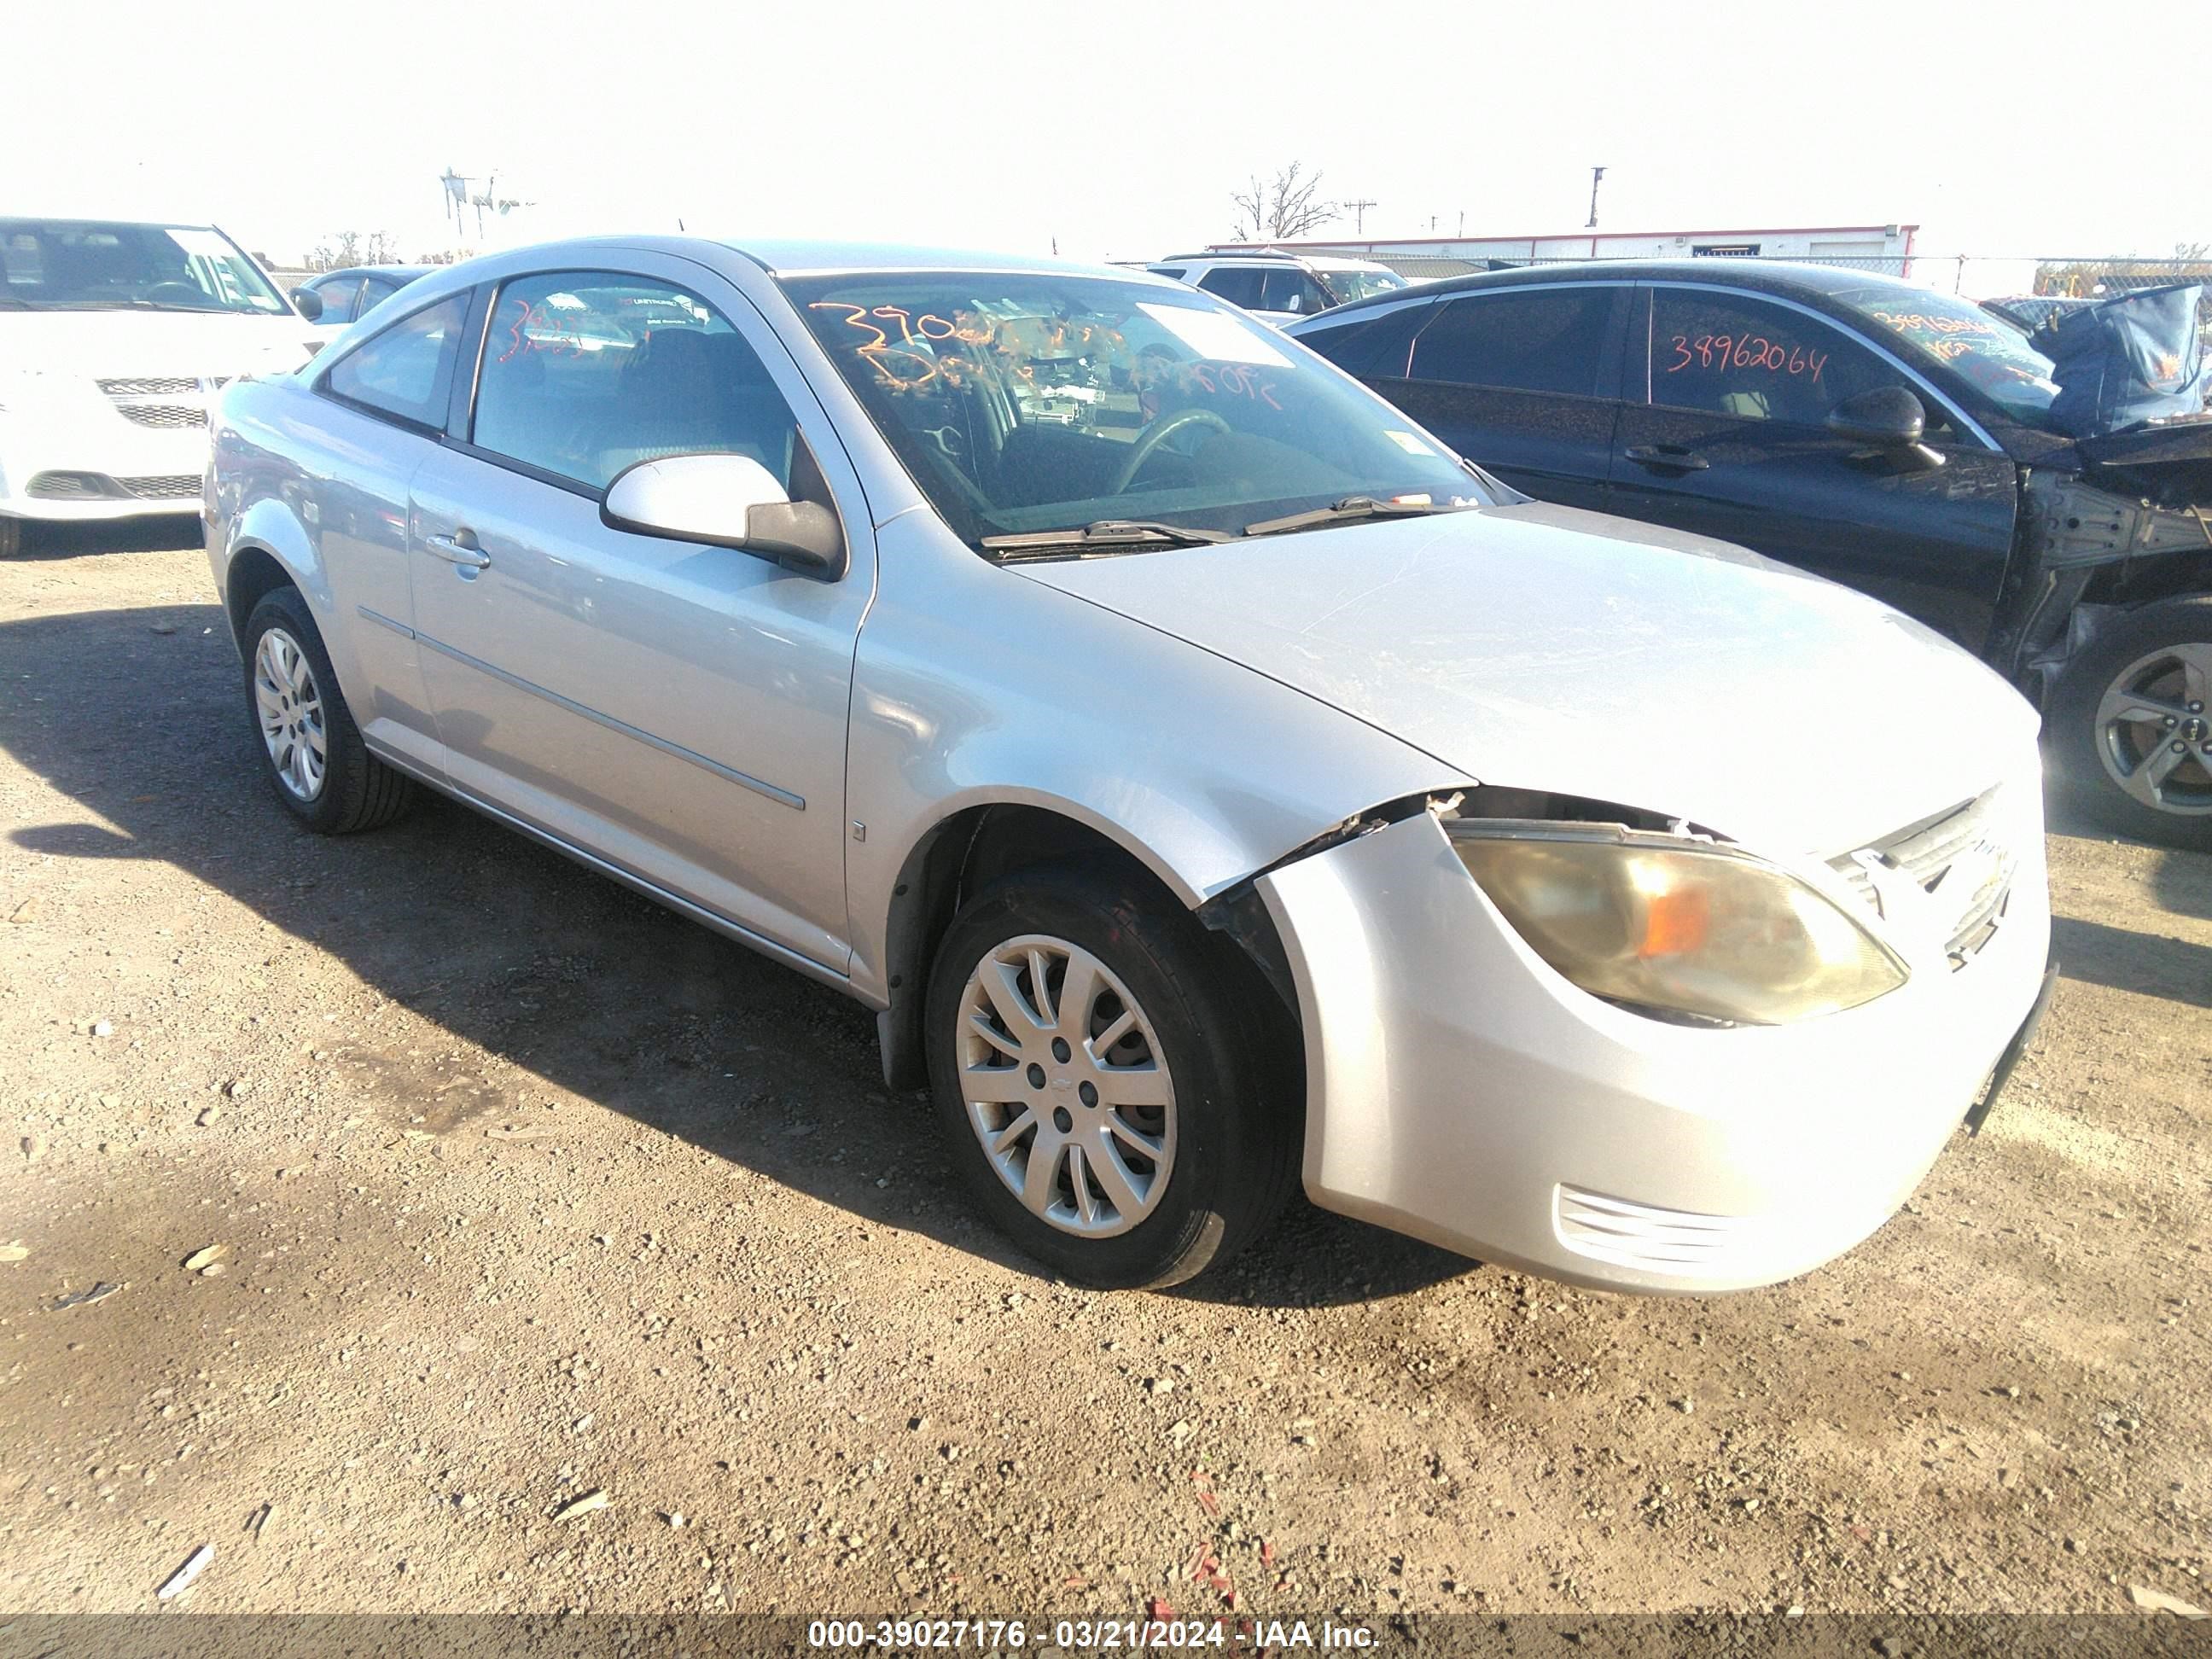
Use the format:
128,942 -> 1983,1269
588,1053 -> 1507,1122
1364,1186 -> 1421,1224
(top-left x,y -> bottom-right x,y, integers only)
467,286 -> 799,492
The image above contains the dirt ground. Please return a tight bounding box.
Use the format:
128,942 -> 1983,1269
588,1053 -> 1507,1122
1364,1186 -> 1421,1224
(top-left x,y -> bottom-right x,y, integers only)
2,531 -> 2208,1621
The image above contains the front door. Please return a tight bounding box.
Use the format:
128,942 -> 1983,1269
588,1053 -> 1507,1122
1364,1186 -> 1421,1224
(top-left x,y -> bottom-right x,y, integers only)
405,260 -> 873,972
1610,284 -> 2019,649
1360,283 -> 1628,511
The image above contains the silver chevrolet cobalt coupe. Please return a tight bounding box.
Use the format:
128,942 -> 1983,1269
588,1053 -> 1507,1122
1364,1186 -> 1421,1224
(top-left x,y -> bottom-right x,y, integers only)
207,238 -> 2055,1292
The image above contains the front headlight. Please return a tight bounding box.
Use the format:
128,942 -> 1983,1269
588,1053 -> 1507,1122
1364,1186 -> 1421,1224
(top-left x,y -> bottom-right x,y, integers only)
1450,823 -> 1906,1026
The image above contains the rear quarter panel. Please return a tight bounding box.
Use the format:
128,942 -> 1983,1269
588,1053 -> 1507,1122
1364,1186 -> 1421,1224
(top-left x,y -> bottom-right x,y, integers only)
210,375 -> 444,772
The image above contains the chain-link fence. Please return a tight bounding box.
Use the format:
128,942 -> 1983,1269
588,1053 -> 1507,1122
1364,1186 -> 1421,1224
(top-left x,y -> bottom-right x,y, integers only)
1364,250 -> 2212,299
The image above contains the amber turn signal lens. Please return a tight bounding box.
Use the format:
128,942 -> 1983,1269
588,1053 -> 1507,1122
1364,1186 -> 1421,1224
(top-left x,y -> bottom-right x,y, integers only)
1452,830 -> 1907,1026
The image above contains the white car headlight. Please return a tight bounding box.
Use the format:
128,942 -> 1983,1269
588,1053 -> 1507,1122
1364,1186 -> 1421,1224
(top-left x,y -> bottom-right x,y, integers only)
1449,822 -> 1907,1026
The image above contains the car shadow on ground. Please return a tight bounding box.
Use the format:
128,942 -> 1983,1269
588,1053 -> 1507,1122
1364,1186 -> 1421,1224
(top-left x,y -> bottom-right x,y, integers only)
2154,851 -> 2212,926
2049,914 -> 2212,1010
6,515 -> 205,561
2044,795 -> 2212,1001
0,600 -> 1470,1307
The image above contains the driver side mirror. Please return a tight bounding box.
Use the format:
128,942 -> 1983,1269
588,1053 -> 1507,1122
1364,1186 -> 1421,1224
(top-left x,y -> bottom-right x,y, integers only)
1826,386 -> 1944,470
290,287 -> 324,323
600,453 -> 847,580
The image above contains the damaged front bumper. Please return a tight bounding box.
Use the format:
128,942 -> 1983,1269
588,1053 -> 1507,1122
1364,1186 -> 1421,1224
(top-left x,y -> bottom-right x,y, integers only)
1254,806 -> 2052,1294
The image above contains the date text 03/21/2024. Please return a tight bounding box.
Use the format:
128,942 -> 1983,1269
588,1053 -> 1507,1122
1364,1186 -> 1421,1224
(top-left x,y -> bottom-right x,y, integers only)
806,1618 -> 1382,1650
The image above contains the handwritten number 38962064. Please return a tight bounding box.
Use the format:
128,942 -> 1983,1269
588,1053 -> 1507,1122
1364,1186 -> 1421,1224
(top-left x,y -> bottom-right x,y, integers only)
1666,335 -> 1826,382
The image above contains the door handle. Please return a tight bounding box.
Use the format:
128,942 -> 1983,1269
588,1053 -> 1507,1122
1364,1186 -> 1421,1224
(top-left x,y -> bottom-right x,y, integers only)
1624,445 -> 1711,473
424,530 -> 491,569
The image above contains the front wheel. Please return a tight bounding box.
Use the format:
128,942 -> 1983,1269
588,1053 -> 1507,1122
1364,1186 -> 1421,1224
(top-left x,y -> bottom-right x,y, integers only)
923,867 -> 1299,1289
2049,595 -> 2212,850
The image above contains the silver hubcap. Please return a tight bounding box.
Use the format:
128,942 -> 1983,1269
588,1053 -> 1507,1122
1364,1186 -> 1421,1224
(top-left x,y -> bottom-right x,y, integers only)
2095,642 -> 2212,816
253,627 -> 327,802
957,934 -> 1176,1238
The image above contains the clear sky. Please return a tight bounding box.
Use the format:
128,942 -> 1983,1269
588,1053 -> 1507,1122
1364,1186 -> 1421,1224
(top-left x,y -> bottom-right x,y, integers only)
4,0 -> 2201,269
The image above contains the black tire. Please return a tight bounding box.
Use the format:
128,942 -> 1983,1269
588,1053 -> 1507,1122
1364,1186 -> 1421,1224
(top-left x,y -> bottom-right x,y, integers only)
2047,594 -> 2212,850
240,586 -> 415,835
0,517 -> 20,559
923,865 -> 1300,1289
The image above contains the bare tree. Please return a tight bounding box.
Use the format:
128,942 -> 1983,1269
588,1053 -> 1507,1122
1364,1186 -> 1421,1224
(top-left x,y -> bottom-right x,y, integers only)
303,230 -> 399,272
1230,162 -> 1339,242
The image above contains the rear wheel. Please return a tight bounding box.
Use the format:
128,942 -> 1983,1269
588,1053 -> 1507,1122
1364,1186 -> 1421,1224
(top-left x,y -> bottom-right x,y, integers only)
2050,594 -> 2212,849
240,586 -> 415,835
924,866 -> 1298,1289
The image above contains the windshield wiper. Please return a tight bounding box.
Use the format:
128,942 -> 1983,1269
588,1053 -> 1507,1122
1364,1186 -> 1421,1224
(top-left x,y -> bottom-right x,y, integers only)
978,519 -> 1234,561
1240,496 -> 1461,538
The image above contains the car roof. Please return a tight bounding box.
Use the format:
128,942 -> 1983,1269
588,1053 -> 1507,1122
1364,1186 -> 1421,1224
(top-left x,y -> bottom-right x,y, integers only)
444,236 -> 1176,287
707,238 -> 1145,282
364,238 -> 1196,318
1301,258 -> 1928,322
1152,251 -> 1390,271
0,212 -> 224,230
307,264 -> 434,282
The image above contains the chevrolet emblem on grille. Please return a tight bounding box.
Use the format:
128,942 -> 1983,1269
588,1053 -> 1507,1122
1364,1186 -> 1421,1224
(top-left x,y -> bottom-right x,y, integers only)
1936,838 -> 2011,919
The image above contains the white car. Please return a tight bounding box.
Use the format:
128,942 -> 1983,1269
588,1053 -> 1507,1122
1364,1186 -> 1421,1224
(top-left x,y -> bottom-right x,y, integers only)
0,216 -> 317,556
1146,250 -> 1413,326
206,237 -> 2055,1294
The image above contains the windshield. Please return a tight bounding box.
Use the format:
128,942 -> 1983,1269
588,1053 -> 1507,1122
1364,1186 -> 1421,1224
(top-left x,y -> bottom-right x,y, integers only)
784,272 -> 1483,546
0,218 -> 288,315
1834,284 -> 2059,428
1321,268 -> 1411,304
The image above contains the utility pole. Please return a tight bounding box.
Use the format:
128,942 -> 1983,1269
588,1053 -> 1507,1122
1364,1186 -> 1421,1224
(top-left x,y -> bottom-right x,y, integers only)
1586,166 -> 1607,230
1348,197 -> 1377,234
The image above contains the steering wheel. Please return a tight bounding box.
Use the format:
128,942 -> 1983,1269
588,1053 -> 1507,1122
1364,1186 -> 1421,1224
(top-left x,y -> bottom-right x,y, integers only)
1109,406 -> 1231,494
143,282 -> 210,307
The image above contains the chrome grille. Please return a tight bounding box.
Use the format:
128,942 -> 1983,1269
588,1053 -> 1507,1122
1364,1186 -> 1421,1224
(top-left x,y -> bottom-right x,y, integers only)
117,404 -> 207,429
96,376 -> 201,397
119,474 -> 201,500
1831,787 -> 2016,969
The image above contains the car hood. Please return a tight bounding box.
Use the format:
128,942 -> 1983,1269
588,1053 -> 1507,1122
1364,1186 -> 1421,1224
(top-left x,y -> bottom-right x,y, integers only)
1013,503 -> 2038,859
0,309 -> 317,380
2072,416 -> 2212,503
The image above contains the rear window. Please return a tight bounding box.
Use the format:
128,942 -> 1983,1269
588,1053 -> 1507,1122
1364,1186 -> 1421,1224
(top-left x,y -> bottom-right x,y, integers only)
307,275 -> 362,324
1318,268 -> 1411,305
1408,288 -> 1615,396
1197,268 -> 1266,309
468,272 -> 796,492
1295,302 -> 1435,379
323,293 -> 469,431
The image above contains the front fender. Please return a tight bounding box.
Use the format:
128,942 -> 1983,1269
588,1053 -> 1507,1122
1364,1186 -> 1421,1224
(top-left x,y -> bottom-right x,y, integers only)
843,511 -> 1469,1004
